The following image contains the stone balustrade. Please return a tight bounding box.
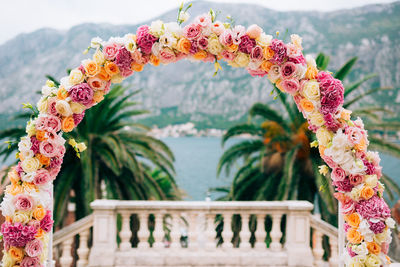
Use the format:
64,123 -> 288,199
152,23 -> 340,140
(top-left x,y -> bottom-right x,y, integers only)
52,200 -> 340,267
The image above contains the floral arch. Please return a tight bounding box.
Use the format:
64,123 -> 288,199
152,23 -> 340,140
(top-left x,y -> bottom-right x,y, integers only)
0,8 -> 395,267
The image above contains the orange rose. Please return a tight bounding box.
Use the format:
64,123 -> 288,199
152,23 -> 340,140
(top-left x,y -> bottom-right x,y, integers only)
354,138 -> 367,151
176,38 -> 191,54
93,90 -> 104,103
300,99 -> 314,112
6,216 -> 12,222
7,184 -> 23,196
61,116 -> 75,132
347,228 -> 363,244
97,68 -> 111,81
57,86 -> 68,100
36,153 -> 50,166
104,61 -> 119,76
305,65 -> 318,80
193,50 -> 208,60
84,60 -> 100,77
227,43 -> 238,52
36,130 -> 47,141
35,228 -> 45,238
8,169 -> 20,185
340,109 -> 352,121
9,246 -> 24,261
360,186 -> 374,200
263,47 -> 274,60
275,79 -> 284,91
131,63 -> 144,72
366,242 -> 381,255
346,213 -> 360,228
150,55 -> 160,66
33,206 -> 46,221
23,182 -> 37,192
260,61 -> 273,73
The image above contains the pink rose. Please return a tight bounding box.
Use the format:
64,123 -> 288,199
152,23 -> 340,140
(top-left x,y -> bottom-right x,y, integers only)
103,43 -> 120,60
69,83 -> 94,106
197,36 -> 208,50
247,68 -> 267,77
381,242 -> 389,254
73,111 -> 85,126
34,169 -> 52,186
238,35 -> 256,54
183,23 -> 202,40
39,140 -> 58,158
250,46 -> 263,61
21,256 -> 41,267
49,166 -> 61,178
231,25 -> 245,45
349,174 -> 364,185
194,14 -> 212,28
30,136 -> 40,154
280,79 -> 300,95
136,25 -> 158,54
331,167 -> 346,182
341,198 -> 355,215
219,30 -> 233,46
25,239 -> 43,257
87,77 -> 107,91
50,156 -> 63,169
280,62 -> 297,79
211,21 -> 225,35
36,115 -> 61,133
221,50 -> 235,61
47,97 -> 59,116
13,194 -> 33,211
159,48 -> 176,64
246,24 -> 262,39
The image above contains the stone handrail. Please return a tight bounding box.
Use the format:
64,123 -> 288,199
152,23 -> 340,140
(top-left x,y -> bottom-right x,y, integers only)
53,214 -> 94,246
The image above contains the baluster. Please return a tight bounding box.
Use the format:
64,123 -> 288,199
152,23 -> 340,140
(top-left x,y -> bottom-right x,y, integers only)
188,212 -> 198,249
77,229 -> 90,267
153,213 -> 165,249
222,212 -> 233,249
205,213 -> 216,250
329,237 -> 339,267
312,228 -> 324,267
120,211 -> 132,250
170,212 -> 181,249
254,214 -> 266,249
270,213 -> 283,251
137,212 -> 150,249
59,237 -> 73,267
239,213 -> 251,249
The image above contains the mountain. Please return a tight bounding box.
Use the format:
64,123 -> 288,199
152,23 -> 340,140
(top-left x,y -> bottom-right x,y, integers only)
0,1 -> 399,129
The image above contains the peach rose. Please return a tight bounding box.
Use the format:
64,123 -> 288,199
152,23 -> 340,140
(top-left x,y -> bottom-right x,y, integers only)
98,67 -> 111,81
36,153 -> 50,166
366,242 -> 381,255
150,55 -> 160,66
263,47 -> 274,60
131,63 -> 144,72
7,184 -> 24,196
104,61 -> 119,76
61,117 -> 75,132
57,86 -> 68,100
346,213 -> 360,228
177,38 -> 191,54
347,228 -> 363,244
36,130 -> 47,142
8,169 -> 20,184
83,60 -> 100,77
93,90 -> 104,103
261,61 -> 273,73
33,206 -> 46,221
9,246 -> 24,261
300,99 -> 314,112
246,24 -> 262,39
305,65 -> 318,80
360,186 -> 374,200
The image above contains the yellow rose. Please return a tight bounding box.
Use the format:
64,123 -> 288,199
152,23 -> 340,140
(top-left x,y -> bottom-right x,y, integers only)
26,119 -> 37,137
207,36 -> 223,55
55,100 -> 73,117
21,157 -> 40,173
308,112 -> 325,127
365,175 -> 378,188
231,52 -> 250,68
68,68 -> 85,85
301,80 -> 320,101
93,90 -> 104,103
348,257 -> 365,267
70,102 -> 86,114
37,97 -> 48,114
13,211 -> 32,224
374,229 -> 388,243
93,49 -> 105,65
365,254 -> 381,267
316,127 -> 333,147
350,186 -> 362,201
110,73 -> 124,84
2,251 -> 15,267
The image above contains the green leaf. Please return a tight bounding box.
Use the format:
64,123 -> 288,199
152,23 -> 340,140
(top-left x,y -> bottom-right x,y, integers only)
334,57 -> 358,81
315,53 -> 330,70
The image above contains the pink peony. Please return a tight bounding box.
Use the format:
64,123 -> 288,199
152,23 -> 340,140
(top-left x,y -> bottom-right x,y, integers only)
50,156 -> 63,169
219,30 -> 233,46
1,222 -> 37,247
69,83 -> 94,106
363,159 -> 376,175
103,43 -> 120,60
323,113 -> 341,132
369,220 -> 386,234
159,48 -> 176,64
280,62 -> 297,79
14,194 -> 33,211
344,223 -> 351,233
317,71 -> 332,82
30,136 -> 40,154
183,23 -> 202,40
25,239 -> 43,257
319,78 -> 344,115
40,210 -> 54,232
39,140 -> 58,158
349,174 -> 364,186
356,195 -> 391,220
21,256 -> 41,267
269,39 -> 287,64
331,167 -> 346,182
115,47 -> 133,77
250,46 -> 263,61
73,111 -> 85,126
238,35 -> 256,54
280,79 -> 300,95
136,25 -> 158,54
333,178 -> 353,192
197,36 -> 208,50
33,169 -> 52,186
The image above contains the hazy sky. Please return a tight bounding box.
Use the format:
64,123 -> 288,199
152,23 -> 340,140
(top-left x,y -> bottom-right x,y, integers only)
0,0 -> 396,44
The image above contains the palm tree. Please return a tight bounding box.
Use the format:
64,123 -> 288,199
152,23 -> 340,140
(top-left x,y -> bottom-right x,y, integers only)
0,85 -> 180,226
217,53 -> 400,225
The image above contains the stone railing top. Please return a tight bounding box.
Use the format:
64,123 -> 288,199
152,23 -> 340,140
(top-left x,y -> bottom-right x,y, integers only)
90,199 -> 314,212
310,214 -> 338,239
53,214 -> 94,246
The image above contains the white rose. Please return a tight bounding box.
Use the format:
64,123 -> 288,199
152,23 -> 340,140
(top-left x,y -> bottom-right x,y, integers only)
347,256 -> 366,267
178,11 -> 190,23
331,130 -> 350,149
207,37 -> 223,55
22,172 -> 36,183
0,195 -> 15,217
60,76 -> 72,90
41,85 -> 53,96
159,33 -> 177,48
21,148 -> 34,160
18,137 -> 32,153
55,100 -> 73,117
316,127 -> 333,147
111,73 -> 124,84
306,54 -> 317,68
2,251 -> 14,267
90,37 -> 103,49
257,33 -> 273,47
351,242 -> 368,257
31,190 -> 52,209
350,184 -> 363,201
13,211 -> 32,224
93,49 -> 105,65
359,219 -> 374,242
308,112 -> 325,127
150,20 -> 164,37
365,254 -> 381,267
302,80 -> 320,101
37,97 -> 48,113
164,22 -> 182,37
232,52 -> 250,68
68,69 -> 85,86
295,64 -> 307,79
365,175 -> 378,188
247,60 -> 262,71
385,217 -> 396,228
267,65 -> 281,83
290,34 -> 302,49
21,157 -> 41,173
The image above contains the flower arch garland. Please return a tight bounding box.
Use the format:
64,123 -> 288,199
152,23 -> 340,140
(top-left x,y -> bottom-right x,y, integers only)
0,8 -> 395,267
